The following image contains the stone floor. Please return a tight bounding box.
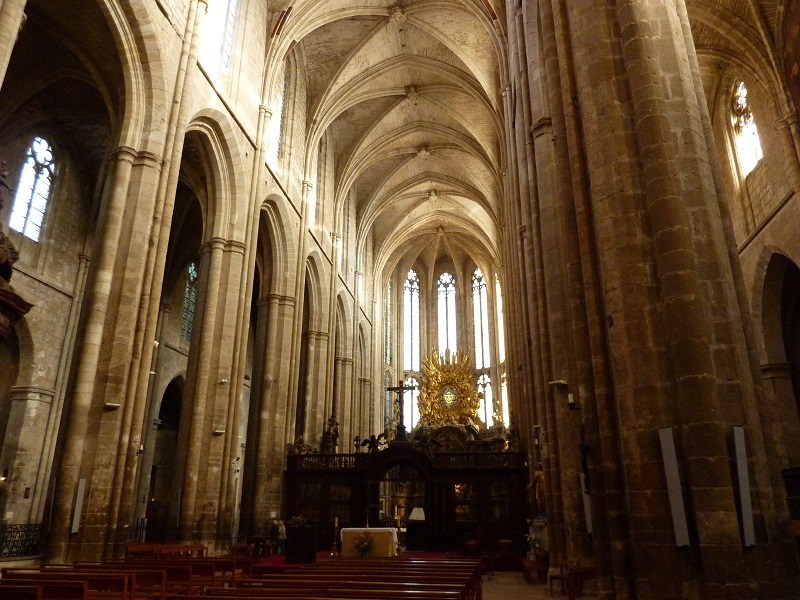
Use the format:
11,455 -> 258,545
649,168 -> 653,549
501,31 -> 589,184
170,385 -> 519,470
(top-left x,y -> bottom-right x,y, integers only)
482,570 -> 599,600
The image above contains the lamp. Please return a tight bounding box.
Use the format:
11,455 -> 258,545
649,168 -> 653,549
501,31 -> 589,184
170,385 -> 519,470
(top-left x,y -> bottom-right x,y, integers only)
408,507 -> 425,521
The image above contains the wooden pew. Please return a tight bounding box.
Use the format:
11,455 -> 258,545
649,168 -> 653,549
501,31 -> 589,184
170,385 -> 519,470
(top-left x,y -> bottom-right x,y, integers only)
298,559 -> 480,600
0,585 -> 42,600
232,578 -> 466,597
104,558 -> 214,591
124,543 -> 207,558
1,571 -> 130,600
43,565 -> 168,600
185,590 -> 462,600
0,579 -> 89,600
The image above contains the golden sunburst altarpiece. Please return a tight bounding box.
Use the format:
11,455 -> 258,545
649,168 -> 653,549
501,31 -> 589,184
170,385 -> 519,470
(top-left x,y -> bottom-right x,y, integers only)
418,350 -> 482,429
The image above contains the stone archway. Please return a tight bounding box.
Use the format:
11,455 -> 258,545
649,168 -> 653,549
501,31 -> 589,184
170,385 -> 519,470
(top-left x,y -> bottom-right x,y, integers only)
761,253 -> 800,468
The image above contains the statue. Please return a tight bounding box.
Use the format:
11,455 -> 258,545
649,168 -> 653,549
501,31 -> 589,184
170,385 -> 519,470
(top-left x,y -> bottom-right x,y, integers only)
286,436 -> 314,455
360,432 -> 387,453
320,415 -> 339,454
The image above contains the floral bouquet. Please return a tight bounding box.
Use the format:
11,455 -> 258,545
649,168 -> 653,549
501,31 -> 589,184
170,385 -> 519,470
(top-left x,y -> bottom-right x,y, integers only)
286,515 -> 308,527
352,531 -> 374,558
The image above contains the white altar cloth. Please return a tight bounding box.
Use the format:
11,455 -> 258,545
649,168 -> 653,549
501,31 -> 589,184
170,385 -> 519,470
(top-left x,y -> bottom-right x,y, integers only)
340,527 -> 398,557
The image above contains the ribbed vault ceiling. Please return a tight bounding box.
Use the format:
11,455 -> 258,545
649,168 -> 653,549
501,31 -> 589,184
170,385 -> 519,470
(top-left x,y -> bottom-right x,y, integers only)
272,0 -> 507,280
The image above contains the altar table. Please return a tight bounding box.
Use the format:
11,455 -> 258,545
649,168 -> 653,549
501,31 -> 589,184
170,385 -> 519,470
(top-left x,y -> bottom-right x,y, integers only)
340,527 -> 398,557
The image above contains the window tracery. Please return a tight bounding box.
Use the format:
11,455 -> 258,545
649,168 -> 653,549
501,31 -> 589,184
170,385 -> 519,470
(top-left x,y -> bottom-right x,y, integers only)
181,261 -> 199,342
472,269 -> 490,369
404,270 -> 420,372
731,80 -> 763,177
437,272 -> 456,355
10,136 -> 55,242
221,0 -> 239,69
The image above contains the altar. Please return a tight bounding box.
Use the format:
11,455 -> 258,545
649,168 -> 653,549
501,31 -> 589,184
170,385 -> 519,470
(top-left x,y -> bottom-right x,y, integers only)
340,527 -> 398,557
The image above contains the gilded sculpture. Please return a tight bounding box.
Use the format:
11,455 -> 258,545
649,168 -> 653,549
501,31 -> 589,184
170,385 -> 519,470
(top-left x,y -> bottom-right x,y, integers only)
417,350 -> 482,429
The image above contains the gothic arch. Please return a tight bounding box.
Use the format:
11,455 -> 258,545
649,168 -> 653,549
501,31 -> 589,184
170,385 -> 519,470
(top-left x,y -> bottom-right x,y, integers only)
187,110 -> 249,241
259,196 -> 293,297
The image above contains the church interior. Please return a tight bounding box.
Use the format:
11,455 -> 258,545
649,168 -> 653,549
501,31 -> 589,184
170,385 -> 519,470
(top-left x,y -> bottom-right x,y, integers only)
1,0 -> 800,598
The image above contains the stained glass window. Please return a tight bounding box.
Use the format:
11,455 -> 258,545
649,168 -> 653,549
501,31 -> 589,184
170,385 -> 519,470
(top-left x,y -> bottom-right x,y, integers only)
10,136 -> 55,241
404,270 -> 420,371
731,80 -> 763,177
181,262 -> 199,342
477,374 -> 493,427
404,376 -> 420,431
472,269 -> 490,368
385,281 -> 392,364
221,0 -> 239,69
437,272 -> 457,354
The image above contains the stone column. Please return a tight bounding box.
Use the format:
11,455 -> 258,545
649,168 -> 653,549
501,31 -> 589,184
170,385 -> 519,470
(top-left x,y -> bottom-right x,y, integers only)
178,237 -> 225,542
49,145 -> 139,562
559,0 -> 800,596
775,113 -> 800,196
0,386 -> 53,522
0,0 -> 25,91
255,293 -> 296,527
240,295 -> 271,535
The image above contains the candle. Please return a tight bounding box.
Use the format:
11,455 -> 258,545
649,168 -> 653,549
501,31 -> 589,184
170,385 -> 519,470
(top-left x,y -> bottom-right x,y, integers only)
334,517 -> 338,527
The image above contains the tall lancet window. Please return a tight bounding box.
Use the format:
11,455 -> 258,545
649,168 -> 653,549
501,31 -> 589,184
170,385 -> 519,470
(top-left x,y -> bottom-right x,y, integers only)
731,80 -> 762,177
477,374 -> 493,428
404,376 -> 420,431
495,275 -> 506,364
181,261 -> 199,342
404,270 -> 420,372
472,269 -> 490,369
221,0 -> 239,69
385,281 -> 392,365
437,272 -> 457,354
10,136 -> 56,241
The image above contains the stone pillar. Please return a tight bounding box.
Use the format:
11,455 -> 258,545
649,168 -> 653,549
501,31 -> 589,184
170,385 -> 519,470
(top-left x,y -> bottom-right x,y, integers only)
49,145 -> 139,563
0,386 -> 53,522
254,293 -> 296,528
240,295 -> 271,535
556,0 -> 800,596
0,0 -> 26,91
774,113 -> 800,196
178,237 -> 225,542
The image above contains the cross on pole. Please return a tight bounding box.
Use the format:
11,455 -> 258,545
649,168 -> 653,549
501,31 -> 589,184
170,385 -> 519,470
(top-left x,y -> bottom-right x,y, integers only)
387,379 -> 416,441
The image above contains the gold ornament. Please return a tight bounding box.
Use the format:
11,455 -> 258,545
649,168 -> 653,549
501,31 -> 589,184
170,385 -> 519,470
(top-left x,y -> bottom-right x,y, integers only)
418,350 -> 482,428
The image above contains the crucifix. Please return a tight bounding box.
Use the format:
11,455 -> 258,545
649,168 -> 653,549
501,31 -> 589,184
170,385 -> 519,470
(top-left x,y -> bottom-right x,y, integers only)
387,379 -> 416,441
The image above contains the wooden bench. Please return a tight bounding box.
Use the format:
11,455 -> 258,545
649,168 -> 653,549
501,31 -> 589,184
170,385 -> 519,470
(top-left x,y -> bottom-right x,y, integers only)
42,565 -> 167,600
0,579 -> 89,600
0,585 -> 42,600
232,578 -> 466,597
1,571 -> 131,600
125,543 -> 207,558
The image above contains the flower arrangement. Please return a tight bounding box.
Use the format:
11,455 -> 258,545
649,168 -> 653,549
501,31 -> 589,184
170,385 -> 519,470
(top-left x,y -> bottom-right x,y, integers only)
352,531 -> 374,558
286,515 -> 309,527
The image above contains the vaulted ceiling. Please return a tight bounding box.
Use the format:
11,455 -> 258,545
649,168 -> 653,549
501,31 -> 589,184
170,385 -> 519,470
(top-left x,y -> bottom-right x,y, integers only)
271,0 -> 508,282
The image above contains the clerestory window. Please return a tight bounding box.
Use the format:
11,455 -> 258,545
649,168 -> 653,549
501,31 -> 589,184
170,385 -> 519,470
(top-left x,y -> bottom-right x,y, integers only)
221,0 -> 239,69
731,80 -> 763,177
437,272 -> 457,355
9,136 -> 56,241
404,270 -> 420,372
181,261 -> 199,342
472,269 -> 490,369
